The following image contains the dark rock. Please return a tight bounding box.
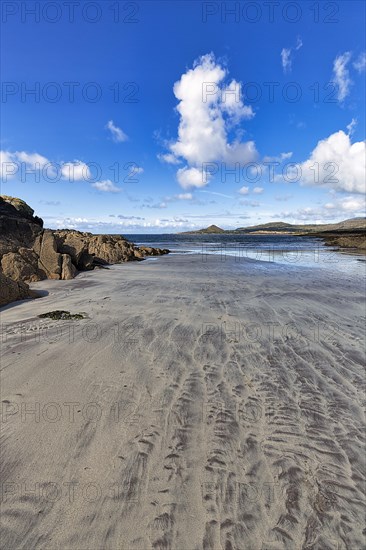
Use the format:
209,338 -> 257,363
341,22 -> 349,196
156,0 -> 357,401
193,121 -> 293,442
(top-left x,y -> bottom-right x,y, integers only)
0,196 -> 43,256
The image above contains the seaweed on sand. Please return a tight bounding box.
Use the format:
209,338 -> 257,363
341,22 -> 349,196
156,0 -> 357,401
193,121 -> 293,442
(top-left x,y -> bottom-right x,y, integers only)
38,310 -> 87,320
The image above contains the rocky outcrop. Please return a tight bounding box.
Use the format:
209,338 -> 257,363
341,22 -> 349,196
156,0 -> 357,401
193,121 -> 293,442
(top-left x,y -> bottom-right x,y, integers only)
1,248 -> 44,282
0,196 -> 169,306
0,195 -> 43,257
0,271 -> 34,307
61,254 -> 77,280
53,230 -> 169,267
53,230 -> 95,270
35,230 -> 63,279
85,233 -> 139,264
138,246 -> 168,256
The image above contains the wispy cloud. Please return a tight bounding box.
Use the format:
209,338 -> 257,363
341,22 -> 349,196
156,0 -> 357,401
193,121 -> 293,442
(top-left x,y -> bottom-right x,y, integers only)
281,36 -> 302,73
275,194 -> 293,202
39,200 -> 61,206
281,48 -> 292,73
239,199 -> 260,207
142,201 -> 167,209
157,153 -> 181,165
198,190 -> 234,199
333,52 -> 352,102
353,51 -> 366,73
176,193 -> 193,200
105,120 -> 128,142
346,118 -> 357,136
117,215 -> 145,220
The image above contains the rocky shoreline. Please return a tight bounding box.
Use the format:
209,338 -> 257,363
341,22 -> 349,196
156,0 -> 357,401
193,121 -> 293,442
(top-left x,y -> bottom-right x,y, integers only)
306,230 -> 366,252
0,196 -> 169,306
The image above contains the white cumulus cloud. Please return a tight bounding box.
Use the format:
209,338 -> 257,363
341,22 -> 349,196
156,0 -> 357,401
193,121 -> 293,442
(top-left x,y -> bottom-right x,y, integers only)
0,150 -> 95,183
61,160 -> 91,181
15,151 -> 50,168
161,53 -> 258,189
0,151 -> 17,179
263,152 -> 293,163
1,150 -> 54,180
299,129 -> 365,194
324,195 -> 365,213
177,167 -> 209,189
0,150 -> 124,196
92,179 -> 121,193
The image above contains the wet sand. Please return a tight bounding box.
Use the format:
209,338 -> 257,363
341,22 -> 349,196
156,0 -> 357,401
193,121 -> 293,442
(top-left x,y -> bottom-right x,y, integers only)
0,254 -> 365,549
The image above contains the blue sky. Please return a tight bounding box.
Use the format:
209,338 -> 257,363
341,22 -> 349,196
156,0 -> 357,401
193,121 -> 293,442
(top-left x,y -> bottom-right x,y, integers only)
1,0 -> 365,233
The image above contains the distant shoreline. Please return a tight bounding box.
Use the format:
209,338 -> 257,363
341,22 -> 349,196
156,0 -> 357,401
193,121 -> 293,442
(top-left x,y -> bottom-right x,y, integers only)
176,229 -> 366,253
178,220 -> 366,254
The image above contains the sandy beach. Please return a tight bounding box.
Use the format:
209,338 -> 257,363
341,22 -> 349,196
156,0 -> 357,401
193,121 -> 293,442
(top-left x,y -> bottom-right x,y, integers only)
0,254 -> 365,550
